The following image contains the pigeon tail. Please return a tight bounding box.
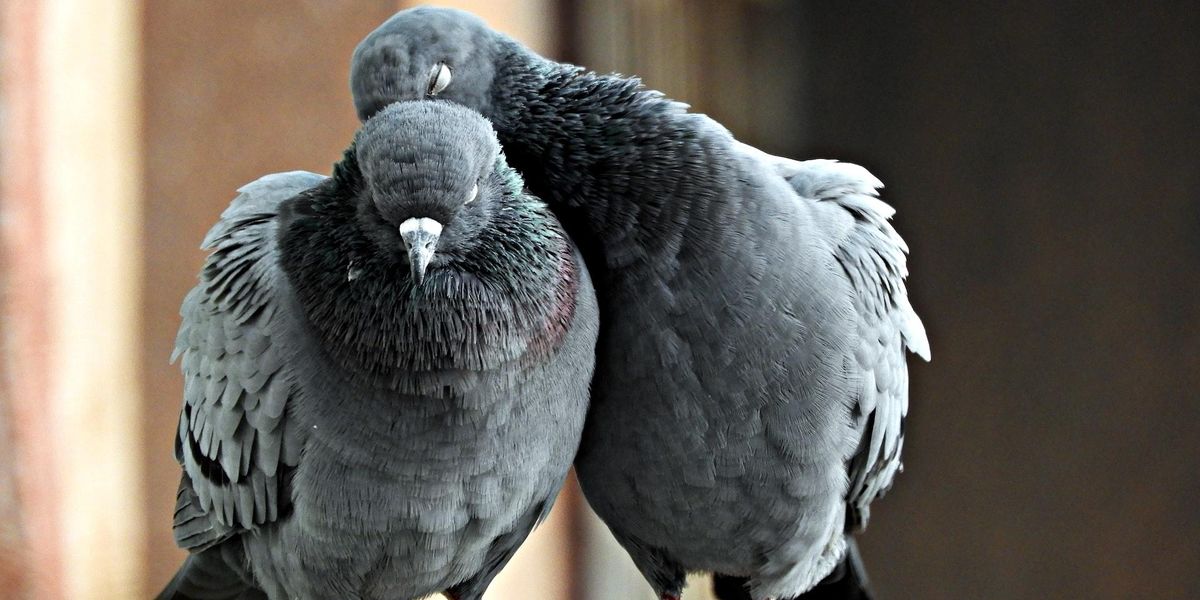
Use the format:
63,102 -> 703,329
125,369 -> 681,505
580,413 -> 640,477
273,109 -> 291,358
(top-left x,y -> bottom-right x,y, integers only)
712,538 -> 874,600
156,545 -> 266,600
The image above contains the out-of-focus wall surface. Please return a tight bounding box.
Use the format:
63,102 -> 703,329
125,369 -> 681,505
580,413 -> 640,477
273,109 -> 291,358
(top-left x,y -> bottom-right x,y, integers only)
798,4 -> 1200,598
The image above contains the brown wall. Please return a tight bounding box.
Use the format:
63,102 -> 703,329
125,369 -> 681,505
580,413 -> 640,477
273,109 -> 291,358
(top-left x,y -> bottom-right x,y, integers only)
795,3 -> 1200,599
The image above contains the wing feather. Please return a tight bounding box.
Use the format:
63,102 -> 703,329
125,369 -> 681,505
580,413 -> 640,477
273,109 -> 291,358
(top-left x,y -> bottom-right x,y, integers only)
770,158 -> 929,531
170,171 -> 325,551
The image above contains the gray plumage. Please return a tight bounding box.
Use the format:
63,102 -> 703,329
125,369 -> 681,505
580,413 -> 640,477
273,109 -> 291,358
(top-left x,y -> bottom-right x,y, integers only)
350,9 -> 928,599
160,100 -> 598,600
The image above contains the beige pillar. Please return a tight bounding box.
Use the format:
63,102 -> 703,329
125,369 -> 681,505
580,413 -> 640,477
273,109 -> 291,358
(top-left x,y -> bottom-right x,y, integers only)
1,0 -> 146,598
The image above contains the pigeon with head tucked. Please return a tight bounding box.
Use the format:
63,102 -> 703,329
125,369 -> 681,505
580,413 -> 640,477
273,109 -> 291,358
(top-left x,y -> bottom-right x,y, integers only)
158,100 -> 598,600
350,9 -> 929,599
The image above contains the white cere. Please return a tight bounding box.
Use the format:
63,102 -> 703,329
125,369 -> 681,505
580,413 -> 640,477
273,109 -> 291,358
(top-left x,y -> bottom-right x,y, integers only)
428,62 -> 452,96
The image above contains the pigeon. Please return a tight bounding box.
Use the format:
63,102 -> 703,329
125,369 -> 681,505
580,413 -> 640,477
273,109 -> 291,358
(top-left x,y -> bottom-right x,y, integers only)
349,8 -> 929,600
158,100 -> 598,600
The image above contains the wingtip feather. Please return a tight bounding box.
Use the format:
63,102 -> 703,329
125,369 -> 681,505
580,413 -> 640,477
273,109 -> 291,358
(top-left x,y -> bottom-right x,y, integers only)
903,312 -> 931,361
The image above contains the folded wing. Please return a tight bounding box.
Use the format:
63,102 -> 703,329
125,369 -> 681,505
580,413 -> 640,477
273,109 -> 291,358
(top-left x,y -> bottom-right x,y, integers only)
171,171 -> 324,550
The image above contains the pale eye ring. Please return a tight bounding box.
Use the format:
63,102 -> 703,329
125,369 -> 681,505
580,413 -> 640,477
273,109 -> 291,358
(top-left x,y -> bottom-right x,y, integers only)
428,62 -> 452,96
465,183 -> 479,204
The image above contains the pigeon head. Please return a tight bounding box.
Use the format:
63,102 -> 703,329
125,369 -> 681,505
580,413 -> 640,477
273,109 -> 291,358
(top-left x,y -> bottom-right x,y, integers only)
351,7 -> 503,122
280,99 -> 579,382
351,100 -> 502,285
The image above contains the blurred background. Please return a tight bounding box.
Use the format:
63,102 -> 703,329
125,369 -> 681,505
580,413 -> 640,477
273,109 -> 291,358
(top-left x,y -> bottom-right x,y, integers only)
1,1 -> 1197,598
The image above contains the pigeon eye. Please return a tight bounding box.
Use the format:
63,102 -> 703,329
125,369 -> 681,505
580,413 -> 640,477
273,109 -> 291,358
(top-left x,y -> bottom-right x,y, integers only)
427,62 -> 452,96
465,183 -> 478,204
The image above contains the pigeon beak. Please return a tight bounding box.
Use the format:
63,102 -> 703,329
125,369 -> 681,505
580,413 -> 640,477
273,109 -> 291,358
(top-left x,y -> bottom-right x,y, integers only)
398,217 -> 442,286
